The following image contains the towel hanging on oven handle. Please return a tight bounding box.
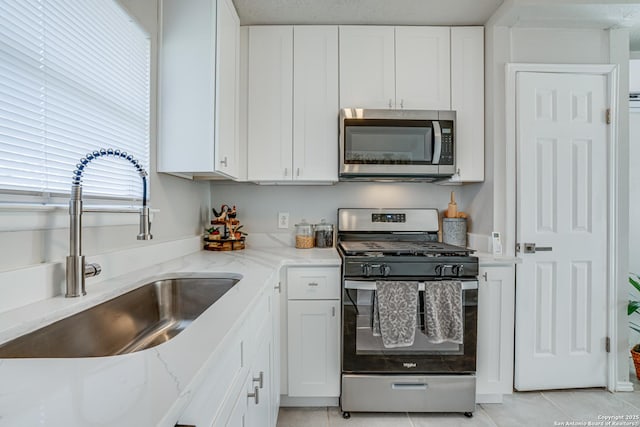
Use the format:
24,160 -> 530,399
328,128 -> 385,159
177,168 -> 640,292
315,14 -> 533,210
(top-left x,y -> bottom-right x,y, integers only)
344,280 -> 478,291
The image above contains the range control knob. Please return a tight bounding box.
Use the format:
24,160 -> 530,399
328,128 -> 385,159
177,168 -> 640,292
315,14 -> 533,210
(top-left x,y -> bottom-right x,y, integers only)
434,265 -> 442,276
381,264 -> 391,277
452,265 -> 465,276
361,264 -> 371,277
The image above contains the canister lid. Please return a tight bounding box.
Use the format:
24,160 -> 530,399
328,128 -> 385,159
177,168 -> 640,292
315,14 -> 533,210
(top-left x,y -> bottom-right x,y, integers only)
314,219 -> 333,231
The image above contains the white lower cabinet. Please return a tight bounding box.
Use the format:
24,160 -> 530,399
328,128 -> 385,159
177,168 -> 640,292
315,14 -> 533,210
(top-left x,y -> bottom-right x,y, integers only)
287,300 -> 341,396
285,266 -> 341,399
246,332 -> 272,426
177,284 -> 278,427
476,263 -> 516,403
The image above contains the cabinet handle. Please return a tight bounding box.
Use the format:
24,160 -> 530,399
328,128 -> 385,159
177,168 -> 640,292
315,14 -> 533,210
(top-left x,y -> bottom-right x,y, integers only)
284,168 -> 288,177
332,306 -> 336,317
274,282 -> 281,293
220,156 -> 228,167
308,282 -> 319,287
388,99 -> 393,109
400,99 -> 404,109
483,272 -> 488,281
248,386 -> 259,404
253,371 -> 264,389
296,168 -> 300,177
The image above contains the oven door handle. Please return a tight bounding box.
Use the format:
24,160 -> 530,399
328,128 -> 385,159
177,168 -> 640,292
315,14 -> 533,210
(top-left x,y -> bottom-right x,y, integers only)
344,280 -> 478,291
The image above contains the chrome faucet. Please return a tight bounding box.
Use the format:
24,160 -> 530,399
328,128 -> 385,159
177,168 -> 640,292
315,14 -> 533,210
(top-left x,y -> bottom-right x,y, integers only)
66,148 -> 152,297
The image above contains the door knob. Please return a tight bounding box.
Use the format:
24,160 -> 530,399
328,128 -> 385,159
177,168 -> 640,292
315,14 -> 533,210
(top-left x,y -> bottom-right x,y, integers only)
519,243 -> 553,254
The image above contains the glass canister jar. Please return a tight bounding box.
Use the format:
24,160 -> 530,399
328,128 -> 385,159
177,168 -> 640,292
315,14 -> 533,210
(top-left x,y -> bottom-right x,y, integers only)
314,219 -> 334,248
295,219 -> 315,249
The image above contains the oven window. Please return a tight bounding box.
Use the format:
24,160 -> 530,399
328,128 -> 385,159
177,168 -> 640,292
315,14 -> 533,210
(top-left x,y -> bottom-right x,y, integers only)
344,120 -> 433,165
347,288 -> 463,355
342,287 -> 478,374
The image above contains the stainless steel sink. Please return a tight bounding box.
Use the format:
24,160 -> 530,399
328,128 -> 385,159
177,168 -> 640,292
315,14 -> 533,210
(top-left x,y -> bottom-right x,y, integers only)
0,275 -> 241,358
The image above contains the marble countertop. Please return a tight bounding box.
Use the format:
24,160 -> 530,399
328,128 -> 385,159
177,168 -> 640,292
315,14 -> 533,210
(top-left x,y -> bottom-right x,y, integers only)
0,244 -> 340,427
475,251 -> 521,265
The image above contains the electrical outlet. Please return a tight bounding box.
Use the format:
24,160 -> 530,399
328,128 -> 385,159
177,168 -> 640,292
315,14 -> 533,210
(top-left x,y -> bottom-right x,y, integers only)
278,212 -> 289,229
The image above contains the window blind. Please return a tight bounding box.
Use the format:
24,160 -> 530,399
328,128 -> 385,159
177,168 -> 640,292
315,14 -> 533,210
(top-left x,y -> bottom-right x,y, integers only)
0,0 -> 150,200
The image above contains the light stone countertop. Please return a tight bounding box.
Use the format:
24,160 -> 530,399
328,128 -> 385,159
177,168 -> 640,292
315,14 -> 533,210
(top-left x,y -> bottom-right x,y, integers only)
0,244 -> 341,427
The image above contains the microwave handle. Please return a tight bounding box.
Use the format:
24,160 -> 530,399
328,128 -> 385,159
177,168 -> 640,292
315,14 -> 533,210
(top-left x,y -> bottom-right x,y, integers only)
432,121 -> 442,165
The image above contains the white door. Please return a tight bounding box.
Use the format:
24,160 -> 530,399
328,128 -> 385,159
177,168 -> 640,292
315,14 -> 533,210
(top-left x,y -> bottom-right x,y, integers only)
395,26 -> 450,110
515,72 -> 608,390
292,26 -> 339,181
338,26 -> 395,109
287,300 -> 340,397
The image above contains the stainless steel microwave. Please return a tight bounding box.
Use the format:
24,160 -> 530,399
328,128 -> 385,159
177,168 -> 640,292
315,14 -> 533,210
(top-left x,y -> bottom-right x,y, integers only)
339,108 -> 456,181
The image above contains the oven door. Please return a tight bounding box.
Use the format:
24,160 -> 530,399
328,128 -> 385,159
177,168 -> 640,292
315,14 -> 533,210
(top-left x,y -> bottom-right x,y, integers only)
342,280 -> 477,374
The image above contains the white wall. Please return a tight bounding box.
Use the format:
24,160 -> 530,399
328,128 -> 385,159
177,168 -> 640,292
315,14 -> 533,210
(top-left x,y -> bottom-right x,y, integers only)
210,182 -> 483,236
0,0 -> 210,274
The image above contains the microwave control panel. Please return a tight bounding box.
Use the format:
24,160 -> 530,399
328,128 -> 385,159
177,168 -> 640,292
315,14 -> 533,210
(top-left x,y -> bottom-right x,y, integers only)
439,122 -> 454,165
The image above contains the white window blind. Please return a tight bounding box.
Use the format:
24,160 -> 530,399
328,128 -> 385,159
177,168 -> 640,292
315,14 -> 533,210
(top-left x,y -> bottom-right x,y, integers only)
0,0 -> 150,201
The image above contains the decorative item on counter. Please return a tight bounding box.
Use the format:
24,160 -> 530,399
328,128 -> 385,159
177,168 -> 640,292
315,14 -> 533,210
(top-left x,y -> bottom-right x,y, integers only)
442,191 -> 468,247
442,217 -> 467,247
314,219 -> 334,248
446,191 -> 458,219
295,219 -> 315,249
204,204 -> 246,251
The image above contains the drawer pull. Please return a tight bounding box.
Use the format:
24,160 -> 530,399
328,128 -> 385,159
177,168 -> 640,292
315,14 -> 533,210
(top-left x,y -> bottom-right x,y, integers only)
308,282 -> 319,287
253,371 -> 264,389
248,386 -> 259,404
391,383 -> 428,391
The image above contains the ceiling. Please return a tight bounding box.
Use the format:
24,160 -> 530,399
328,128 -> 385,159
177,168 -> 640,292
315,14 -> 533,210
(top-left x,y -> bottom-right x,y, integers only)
231,0 -> 505,26
231,0 -> 640,51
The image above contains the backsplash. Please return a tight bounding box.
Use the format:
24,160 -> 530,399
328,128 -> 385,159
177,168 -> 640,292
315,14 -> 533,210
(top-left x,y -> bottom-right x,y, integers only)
210,182 -> 481,234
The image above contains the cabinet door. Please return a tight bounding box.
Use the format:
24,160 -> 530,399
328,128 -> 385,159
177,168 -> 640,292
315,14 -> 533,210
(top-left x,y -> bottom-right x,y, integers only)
225,374 -> 249,427
476,265 -> 515,401
395,27 -> 451,110
339,26 -> 395,109
214,0 -> 240,178
247,26 -> 293,181
246,333 -> 272,427
292,26 -> 339,182
287,300 -> 340,397
451,26 -> 484,182
269,284 -> 280,427
158,0 -> 215,173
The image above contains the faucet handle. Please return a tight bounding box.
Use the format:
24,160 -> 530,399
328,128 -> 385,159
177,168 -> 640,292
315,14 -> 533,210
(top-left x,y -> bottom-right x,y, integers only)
84,263 -> 101,278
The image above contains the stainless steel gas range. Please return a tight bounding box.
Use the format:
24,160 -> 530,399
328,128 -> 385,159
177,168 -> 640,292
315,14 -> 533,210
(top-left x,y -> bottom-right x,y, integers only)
337,208 -> 479,419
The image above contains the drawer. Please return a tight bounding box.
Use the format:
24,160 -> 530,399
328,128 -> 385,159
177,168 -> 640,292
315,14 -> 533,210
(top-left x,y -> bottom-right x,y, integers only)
287,267 -> 340,300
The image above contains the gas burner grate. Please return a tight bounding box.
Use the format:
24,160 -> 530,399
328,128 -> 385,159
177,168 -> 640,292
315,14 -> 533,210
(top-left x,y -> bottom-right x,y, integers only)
338,240 -> 473,257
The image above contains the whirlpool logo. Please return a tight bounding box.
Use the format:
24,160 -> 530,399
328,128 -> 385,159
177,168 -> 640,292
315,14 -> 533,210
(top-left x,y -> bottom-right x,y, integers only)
403,362 -> 417,368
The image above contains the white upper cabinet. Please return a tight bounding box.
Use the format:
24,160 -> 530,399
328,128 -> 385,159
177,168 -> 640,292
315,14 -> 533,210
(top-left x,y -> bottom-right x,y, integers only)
293,26 -> 339,181
215,0 -> 241,178
339,26 -> 451,110
395,27 -> 451,110
247,26 -> 339,183
247,26 -> 294,181
158,0 -> 241,179
338,26 -> 395,109
451,26 -> 484,182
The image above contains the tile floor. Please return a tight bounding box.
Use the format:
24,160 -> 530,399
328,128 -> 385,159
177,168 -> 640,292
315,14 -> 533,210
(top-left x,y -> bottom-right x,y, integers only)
277,362 -> 640,427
